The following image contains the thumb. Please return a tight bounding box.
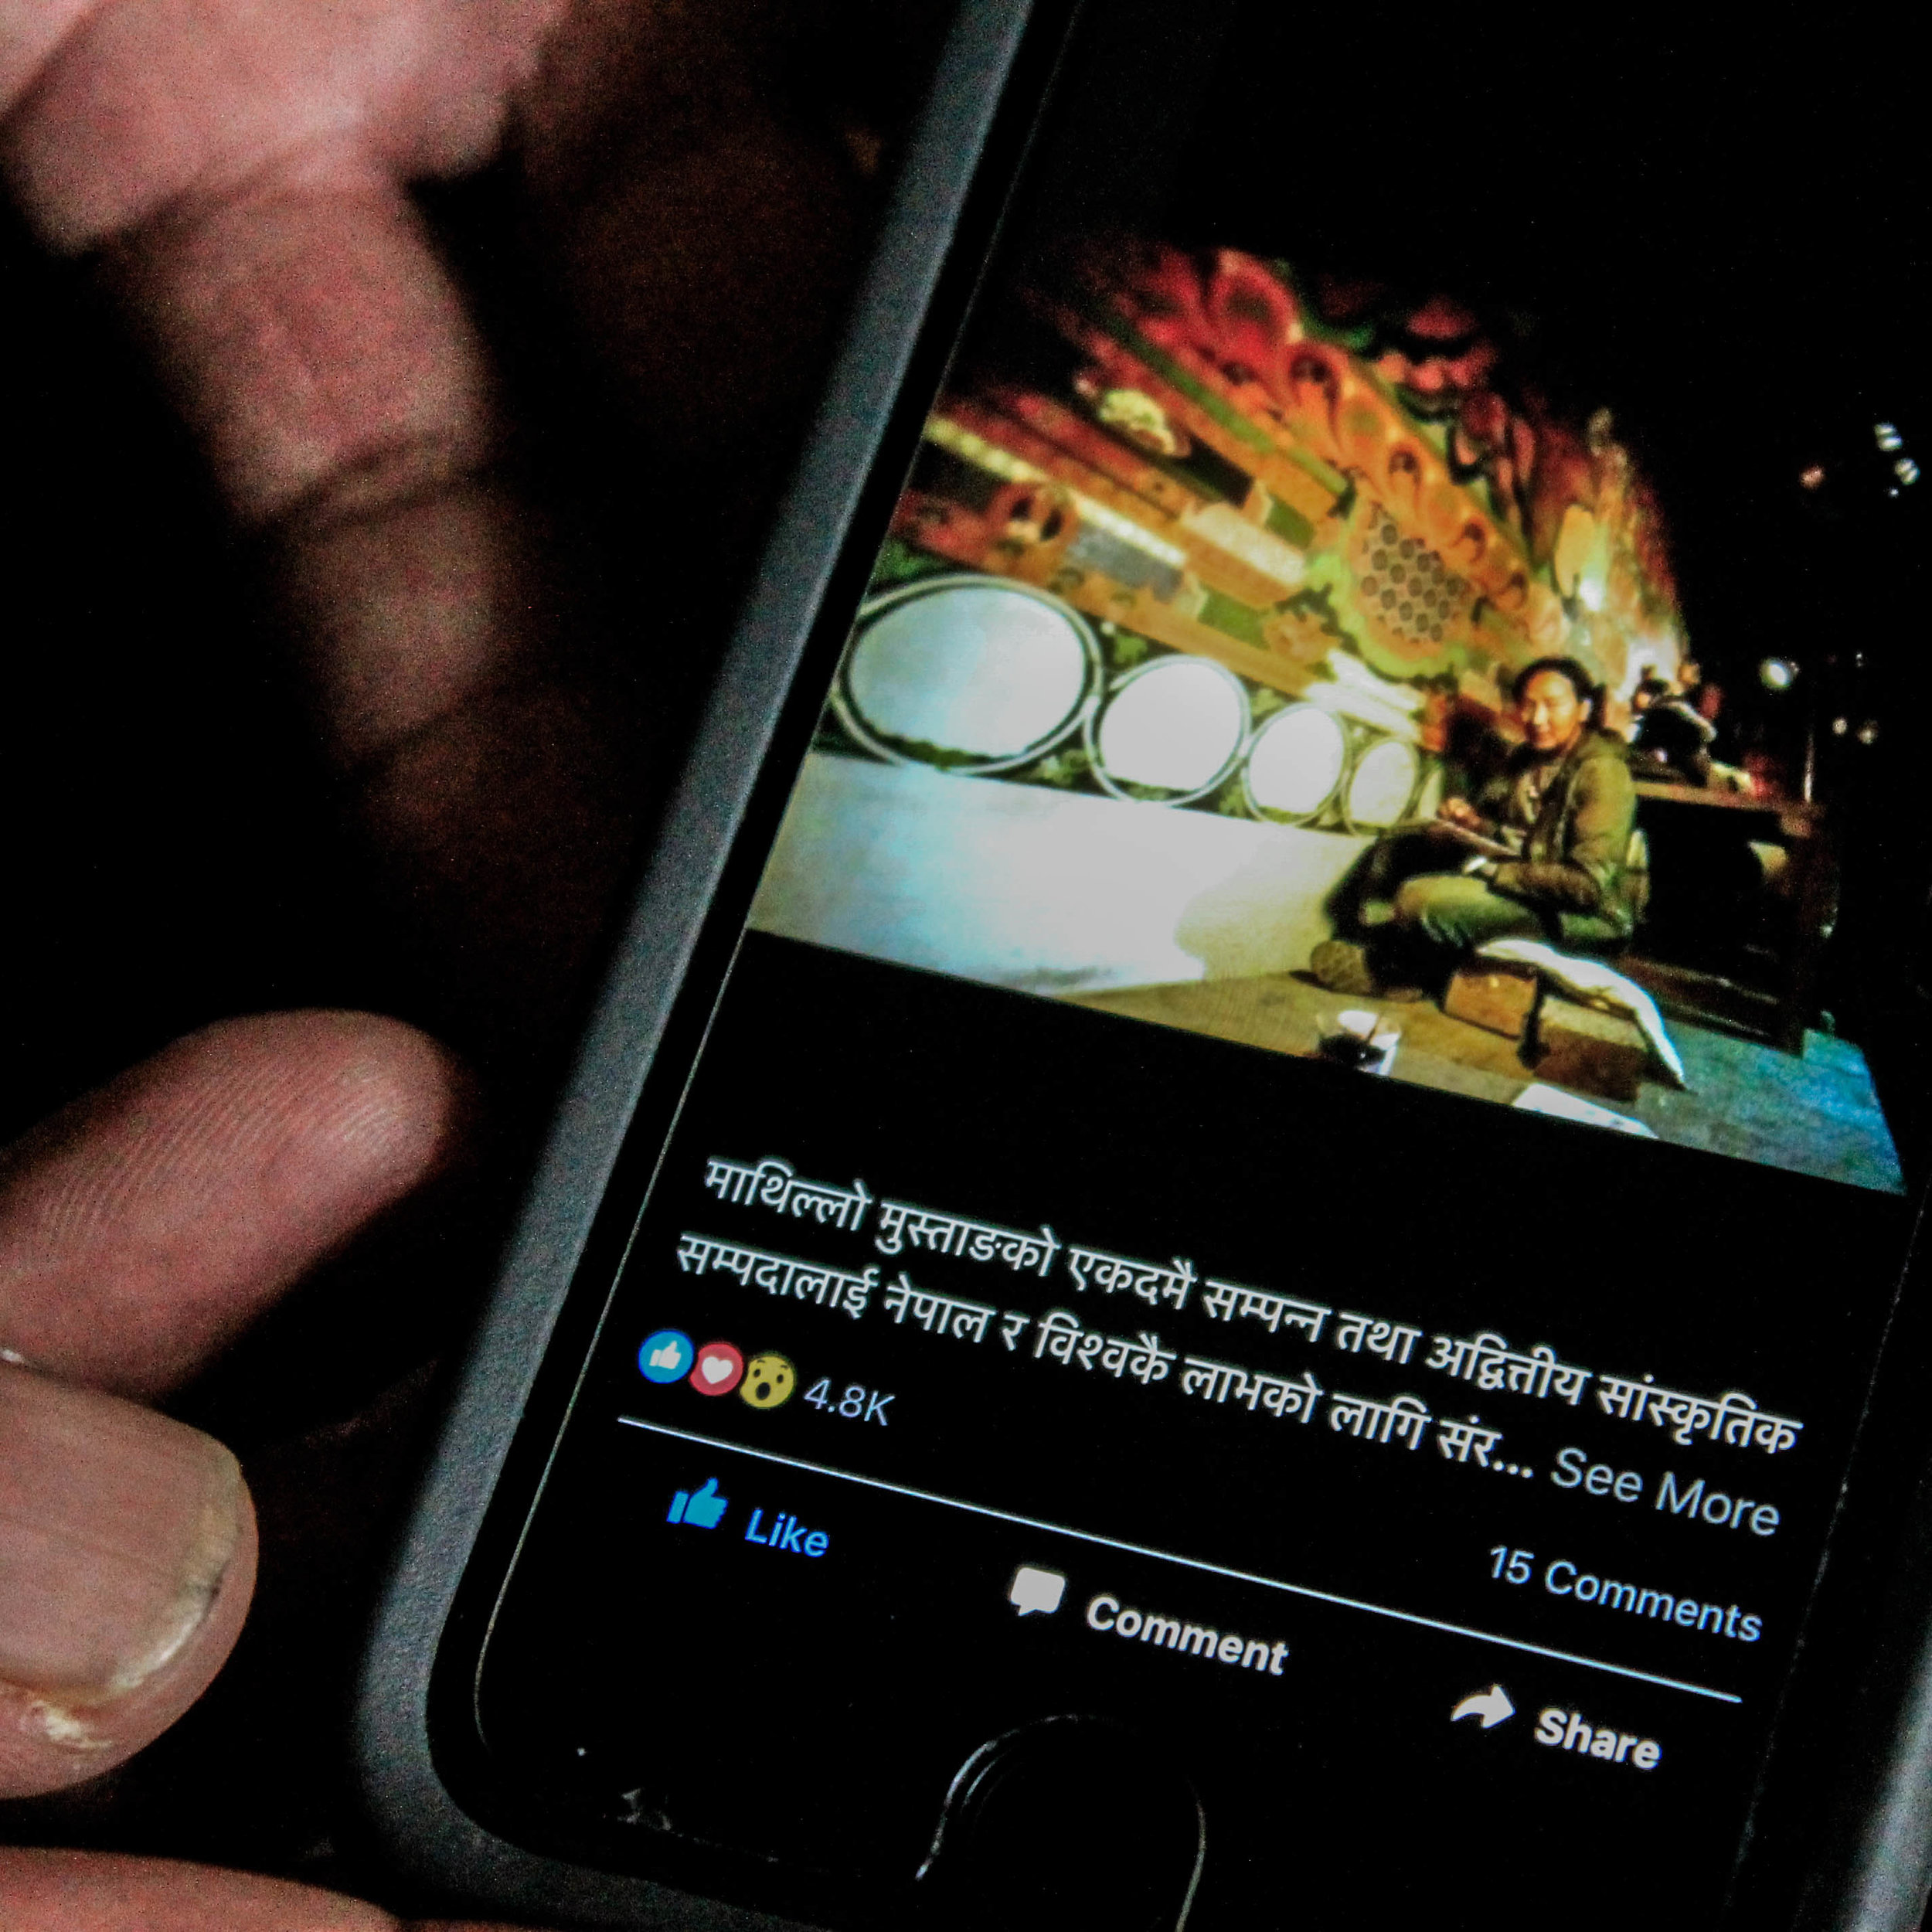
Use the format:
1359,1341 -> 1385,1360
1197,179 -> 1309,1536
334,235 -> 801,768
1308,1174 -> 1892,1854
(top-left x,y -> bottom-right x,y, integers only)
0,1362 -> 256,1798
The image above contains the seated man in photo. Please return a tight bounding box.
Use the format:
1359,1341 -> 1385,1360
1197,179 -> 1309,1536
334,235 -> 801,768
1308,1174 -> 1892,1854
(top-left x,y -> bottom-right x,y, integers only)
1314,657 -> 1639,995
1628,674 -> 1716,787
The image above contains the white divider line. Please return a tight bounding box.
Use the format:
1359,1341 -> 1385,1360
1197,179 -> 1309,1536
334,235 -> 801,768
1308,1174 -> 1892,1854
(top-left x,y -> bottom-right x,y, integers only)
617,1417 -> 1743,1707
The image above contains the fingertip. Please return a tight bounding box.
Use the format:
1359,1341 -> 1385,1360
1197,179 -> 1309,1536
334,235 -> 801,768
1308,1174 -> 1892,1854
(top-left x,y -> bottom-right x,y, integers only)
0,1371 -> 258,1801
0,1845 -> 553,1927
0,1848 -> 396,1930
0,1012 -> 474,1398
233,1009 -> 475,1211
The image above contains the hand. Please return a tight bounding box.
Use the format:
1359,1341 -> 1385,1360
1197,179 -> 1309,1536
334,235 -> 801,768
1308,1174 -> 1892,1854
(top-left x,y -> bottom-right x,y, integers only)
1,0 -> 935,1920
0,1011 -> 507,1927
2,0 -> 915,1085
1437,796 -> 1485,831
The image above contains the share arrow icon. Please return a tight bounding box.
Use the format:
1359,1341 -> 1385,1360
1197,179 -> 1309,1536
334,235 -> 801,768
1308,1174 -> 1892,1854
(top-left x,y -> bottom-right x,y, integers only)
1451,1685 -> 1515,1730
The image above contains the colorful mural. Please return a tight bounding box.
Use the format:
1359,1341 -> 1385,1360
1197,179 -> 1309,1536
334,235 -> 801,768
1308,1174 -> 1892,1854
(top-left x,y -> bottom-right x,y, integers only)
886,241 -> 1687,760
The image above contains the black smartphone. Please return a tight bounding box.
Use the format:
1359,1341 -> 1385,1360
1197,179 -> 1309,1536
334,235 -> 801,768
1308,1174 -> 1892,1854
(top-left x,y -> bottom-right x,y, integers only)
355,4 -> 1932,1927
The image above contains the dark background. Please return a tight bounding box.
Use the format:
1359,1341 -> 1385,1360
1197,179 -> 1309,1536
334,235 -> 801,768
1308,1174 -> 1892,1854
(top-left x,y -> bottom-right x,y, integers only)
0,0 -> 1925,1908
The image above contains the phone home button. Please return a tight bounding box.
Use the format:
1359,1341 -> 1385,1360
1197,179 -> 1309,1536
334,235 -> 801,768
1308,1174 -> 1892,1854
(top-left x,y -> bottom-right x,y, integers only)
918,1716 -> 1203,1931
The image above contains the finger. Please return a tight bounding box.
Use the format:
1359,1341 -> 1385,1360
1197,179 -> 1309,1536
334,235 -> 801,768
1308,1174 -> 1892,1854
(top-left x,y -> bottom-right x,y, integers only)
0,1366 -> 256,1798
107,156 -> 495,532
100,154 -> 641,1073
0,1845 -> 530,1929
3,2 -> 634,1073
104,165 -> 643,1067
0,0 -> 556,242
2,2 -> 930,1076
0,1011 -> 465,1400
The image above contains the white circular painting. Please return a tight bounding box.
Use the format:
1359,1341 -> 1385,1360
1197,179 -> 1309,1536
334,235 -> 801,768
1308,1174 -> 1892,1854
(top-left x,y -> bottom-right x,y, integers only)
1244,703 -> 1347,819
1345,736 -> 1421,829
1094,658 -> 1249,796
845,582 -> 1093,764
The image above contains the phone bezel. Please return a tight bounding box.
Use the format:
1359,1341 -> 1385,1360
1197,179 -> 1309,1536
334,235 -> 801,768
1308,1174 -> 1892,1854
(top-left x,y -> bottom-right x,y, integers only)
351,4 -> 1932,1924
352,4 -> 1059,1923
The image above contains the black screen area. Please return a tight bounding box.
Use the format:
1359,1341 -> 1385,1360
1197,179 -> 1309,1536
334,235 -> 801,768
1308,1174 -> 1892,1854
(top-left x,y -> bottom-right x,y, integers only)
466,936 -> 1905,1929
442,1 -> 1927,1923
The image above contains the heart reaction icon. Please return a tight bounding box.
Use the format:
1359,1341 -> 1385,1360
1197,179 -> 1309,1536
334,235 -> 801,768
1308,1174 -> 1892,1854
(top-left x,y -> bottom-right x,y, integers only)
691,1341 -> 745,1396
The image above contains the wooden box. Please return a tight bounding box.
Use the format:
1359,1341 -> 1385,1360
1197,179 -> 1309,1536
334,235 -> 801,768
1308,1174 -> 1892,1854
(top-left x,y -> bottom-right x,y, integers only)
1534,995 -> 1650,1103
1443,962 -> 1541,1039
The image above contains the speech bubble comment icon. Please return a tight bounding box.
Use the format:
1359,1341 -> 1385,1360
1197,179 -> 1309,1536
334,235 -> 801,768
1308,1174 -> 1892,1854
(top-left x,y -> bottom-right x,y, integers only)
1009,1566 -> 1066,1616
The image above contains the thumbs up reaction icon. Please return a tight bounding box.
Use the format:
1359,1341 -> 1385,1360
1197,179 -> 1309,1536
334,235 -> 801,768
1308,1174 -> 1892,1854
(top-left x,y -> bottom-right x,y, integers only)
667,1478 -> 730,1529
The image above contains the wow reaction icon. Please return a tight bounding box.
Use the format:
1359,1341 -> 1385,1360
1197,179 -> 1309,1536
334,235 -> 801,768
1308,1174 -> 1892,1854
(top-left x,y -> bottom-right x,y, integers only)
740,1353 -> 797,1410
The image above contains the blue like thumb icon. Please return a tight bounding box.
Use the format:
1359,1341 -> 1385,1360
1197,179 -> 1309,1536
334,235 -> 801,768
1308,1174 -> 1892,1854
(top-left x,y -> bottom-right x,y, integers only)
671,1477 -> 728,1529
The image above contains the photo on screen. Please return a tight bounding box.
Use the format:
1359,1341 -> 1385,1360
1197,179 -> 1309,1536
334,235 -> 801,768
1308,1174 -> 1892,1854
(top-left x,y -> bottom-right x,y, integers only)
750,236 -> 1904,1196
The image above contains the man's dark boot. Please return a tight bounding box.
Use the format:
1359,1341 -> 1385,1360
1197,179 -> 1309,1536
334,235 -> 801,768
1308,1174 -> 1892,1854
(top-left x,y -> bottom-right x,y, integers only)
1308,937 -> 1428,1002
1309,939 -> 1379,997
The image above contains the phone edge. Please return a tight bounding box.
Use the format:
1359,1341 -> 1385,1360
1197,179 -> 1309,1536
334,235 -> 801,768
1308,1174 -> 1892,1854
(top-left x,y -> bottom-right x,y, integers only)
349,7 -> 1041,1923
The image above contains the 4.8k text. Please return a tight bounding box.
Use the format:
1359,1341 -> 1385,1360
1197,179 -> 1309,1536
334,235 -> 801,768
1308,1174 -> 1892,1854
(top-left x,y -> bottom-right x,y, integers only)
804,1379 -> 893,1425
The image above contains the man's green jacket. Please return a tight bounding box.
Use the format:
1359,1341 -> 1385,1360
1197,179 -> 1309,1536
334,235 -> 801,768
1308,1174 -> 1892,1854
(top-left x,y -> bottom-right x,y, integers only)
1469,730 -> 1640,937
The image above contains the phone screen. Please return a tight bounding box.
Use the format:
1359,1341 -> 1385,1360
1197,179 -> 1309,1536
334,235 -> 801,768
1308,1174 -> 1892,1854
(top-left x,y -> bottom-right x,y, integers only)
440,7 -> 1926,1925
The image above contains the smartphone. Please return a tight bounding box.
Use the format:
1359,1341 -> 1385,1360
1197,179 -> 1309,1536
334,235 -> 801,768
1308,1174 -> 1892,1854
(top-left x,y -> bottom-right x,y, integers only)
355,4 -> 1932,1926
